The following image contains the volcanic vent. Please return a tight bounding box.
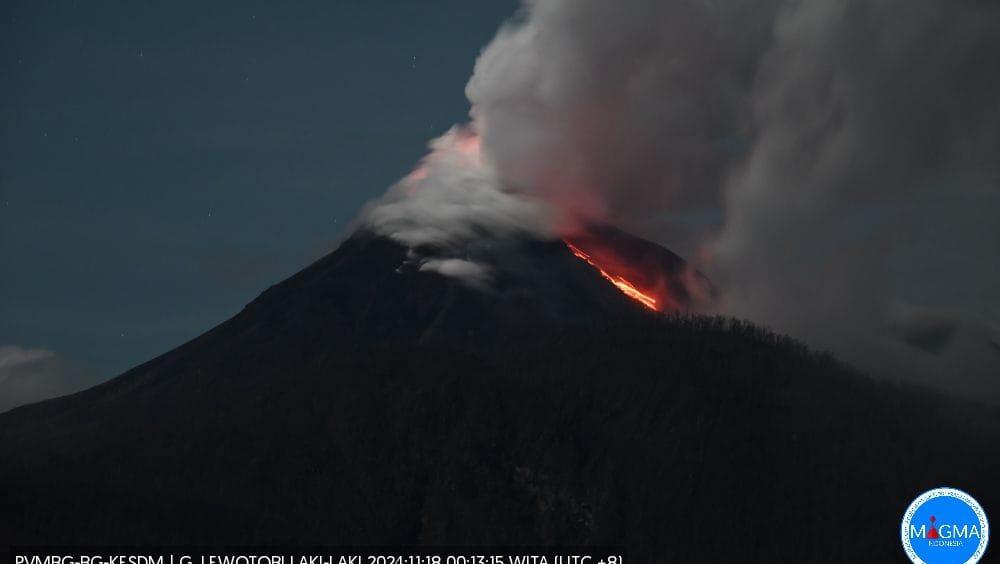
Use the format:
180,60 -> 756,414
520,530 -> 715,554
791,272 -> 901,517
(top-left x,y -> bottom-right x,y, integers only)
362,127 -> 711,316
3,220 -> 999,562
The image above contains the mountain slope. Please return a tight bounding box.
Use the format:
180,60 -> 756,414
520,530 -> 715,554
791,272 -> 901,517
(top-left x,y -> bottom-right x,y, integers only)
1,229 -> 998,562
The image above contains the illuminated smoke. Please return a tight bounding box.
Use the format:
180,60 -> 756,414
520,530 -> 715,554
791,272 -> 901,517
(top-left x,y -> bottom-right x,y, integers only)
363,126 -> 552,285
363,0 -> 1000,401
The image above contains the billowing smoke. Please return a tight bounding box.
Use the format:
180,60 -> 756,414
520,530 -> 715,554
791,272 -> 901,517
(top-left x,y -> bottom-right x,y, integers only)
710,1 -> 1000,401
364,126 -> 552,285
364,0 -> 1000,401
466,0 -> 777,238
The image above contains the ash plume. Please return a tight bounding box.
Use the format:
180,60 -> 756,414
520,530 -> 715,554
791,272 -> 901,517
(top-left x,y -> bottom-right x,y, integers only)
710,0 -> 1000,401
466,0 -> 777,233
363,0 -> 1000,401
363,126 -> 553,285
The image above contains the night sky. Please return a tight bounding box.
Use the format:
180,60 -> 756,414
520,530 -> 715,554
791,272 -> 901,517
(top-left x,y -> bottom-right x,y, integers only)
1,0 -> 517,387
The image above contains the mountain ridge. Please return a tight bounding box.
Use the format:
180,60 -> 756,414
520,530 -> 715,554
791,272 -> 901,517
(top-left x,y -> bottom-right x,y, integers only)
1,228 -> 998,562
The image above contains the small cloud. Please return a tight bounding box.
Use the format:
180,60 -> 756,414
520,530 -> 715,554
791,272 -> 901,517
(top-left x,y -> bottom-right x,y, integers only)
0,345 -> 91,413
0,345 -> 54,370
419,258 -> 492,287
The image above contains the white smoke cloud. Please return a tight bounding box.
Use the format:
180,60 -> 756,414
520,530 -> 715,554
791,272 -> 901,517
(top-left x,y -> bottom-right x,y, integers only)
363,126 -> 553,285
466,0 -> 777,233
418,258 -> 491,287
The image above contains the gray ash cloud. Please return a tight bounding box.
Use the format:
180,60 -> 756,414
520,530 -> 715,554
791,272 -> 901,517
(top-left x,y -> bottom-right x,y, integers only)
363,0 -> 1000,401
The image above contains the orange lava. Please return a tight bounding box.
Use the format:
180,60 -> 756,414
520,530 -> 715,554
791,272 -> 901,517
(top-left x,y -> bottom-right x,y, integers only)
565,242 -> 658,311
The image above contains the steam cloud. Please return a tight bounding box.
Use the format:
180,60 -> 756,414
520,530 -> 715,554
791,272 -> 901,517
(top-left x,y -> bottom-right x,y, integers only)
365,0 -> 1000,401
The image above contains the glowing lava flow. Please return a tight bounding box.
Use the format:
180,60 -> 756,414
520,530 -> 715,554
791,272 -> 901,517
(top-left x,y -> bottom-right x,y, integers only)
565,242 -> 659,311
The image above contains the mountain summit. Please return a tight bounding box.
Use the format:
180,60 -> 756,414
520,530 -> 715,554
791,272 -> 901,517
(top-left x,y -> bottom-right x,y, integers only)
1,226 -> 998,561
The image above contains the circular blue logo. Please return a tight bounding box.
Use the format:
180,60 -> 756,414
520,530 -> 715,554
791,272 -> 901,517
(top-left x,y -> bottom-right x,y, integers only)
901,487 -> 989,564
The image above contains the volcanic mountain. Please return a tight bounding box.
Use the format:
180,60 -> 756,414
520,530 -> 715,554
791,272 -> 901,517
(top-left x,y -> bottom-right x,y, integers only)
1,226 -> 998,562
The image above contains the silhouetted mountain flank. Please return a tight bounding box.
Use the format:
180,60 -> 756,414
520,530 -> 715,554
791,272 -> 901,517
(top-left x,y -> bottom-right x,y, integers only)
1,228 -> 998,562
565,223 -> 713,311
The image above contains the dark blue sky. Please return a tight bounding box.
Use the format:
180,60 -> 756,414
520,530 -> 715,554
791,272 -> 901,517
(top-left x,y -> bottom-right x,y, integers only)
0,0 -> 517,382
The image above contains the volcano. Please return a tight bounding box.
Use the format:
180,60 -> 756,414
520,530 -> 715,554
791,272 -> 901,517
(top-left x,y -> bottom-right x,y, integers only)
1,226 -> 998,562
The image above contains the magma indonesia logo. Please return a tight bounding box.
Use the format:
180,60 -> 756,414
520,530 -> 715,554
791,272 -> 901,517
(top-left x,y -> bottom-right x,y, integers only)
902,487 -> 989,564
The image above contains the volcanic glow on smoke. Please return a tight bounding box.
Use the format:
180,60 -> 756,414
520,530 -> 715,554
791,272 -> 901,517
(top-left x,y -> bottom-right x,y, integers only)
398,126 -> 658,312
565,242 -> 659,311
